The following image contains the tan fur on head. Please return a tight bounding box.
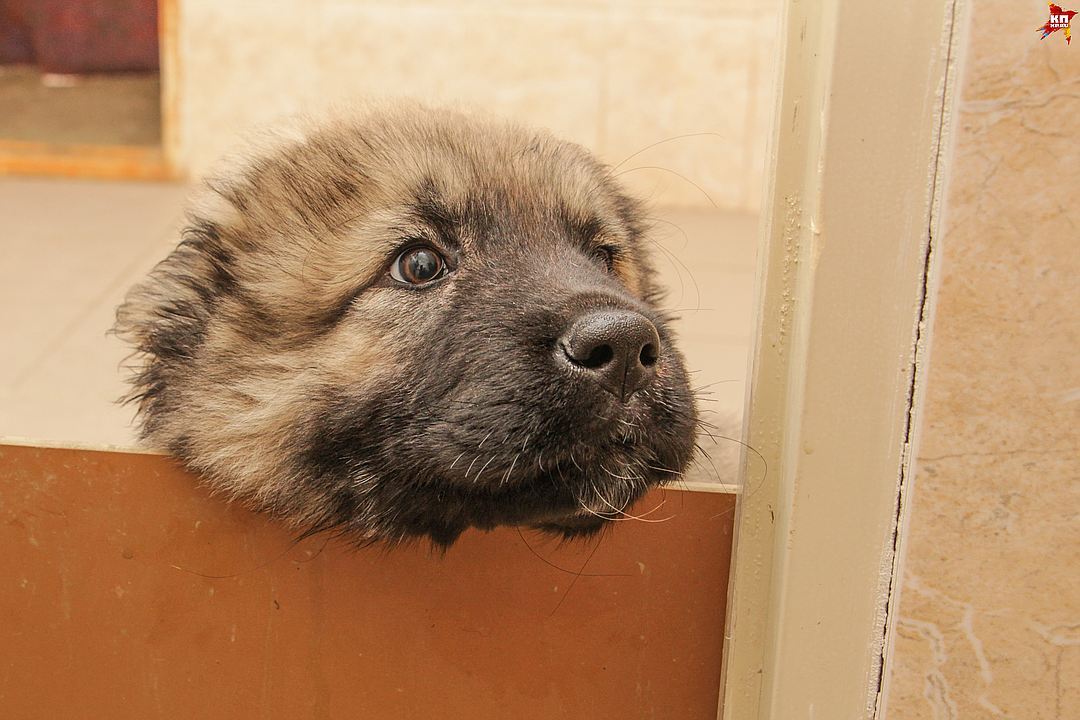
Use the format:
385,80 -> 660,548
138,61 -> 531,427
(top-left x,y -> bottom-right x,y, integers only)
116,102 -> 698,547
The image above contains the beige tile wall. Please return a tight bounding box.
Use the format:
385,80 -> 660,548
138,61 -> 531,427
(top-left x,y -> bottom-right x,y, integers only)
883,2 -> 1079,717
174,0 -> 780,211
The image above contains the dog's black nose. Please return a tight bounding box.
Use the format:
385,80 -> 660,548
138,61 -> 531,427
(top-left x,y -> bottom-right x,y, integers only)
560,310 -> 660,401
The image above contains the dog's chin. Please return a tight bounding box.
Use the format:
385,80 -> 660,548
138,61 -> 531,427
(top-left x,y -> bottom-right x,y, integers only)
464,462 -> 662,540
372,460 -> 667,549
524,466 -> 662,541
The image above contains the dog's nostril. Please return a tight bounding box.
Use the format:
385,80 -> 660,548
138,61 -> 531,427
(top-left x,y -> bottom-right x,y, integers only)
582,344 -> 614,369
639,343 -> 658,367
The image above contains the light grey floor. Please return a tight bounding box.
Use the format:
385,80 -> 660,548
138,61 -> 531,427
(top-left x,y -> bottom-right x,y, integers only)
0,178 -> 186,448
0,177 -> 757,485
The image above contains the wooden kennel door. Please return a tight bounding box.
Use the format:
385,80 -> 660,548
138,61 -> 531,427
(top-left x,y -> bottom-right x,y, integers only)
0,443 -> 736,719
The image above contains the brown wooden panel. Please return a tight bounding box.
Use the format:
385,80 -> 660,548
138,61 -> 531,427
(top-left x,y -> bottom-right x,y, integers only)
0,139 -> 170,180
0,444 -> 734,719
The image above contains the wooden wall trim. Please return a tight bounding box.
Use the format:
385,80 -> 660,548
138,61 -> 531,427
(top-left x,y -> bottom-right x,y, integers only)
0,139 -> 170,180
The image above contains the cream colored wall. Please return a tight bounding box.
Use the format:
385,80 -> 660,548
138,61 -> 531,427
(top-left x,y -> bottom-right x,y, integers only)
883,2 -> 1079,717
173,0 -> 779,211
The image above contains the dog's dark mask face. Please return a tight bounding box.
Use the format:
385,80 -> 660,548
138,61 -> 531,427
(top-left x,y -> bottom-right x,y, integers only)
116,107 -> 697,548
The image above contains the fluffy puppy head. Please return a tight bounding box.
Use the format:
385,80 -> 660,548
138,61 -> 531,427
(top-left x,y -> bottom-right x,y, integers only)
116,103 -> 697,548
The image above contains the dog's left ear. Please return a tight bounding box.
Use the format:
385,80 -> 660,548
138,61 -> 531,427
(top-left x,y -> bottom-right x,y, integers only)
113,217 -> 233,426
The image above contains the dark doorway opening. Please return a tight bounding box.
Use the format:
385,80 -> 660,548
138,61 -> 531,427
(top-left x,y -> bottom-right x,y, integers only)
0,0 -> 166,177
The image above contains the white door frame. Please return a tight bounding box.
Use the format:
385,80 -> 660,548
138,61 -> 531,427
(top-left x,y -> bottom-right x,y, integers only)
720,1 -> 967,717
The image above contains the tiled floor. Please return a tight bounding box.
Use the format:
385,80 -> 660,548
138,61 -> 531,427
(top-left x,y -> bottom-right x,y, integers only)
0,178 -> 186,449
0,177 -> 758,485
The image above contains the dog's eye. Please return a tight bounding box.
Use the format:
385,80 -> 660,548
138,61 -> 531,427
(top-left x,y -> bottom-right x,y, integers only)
390,246 -> 446,285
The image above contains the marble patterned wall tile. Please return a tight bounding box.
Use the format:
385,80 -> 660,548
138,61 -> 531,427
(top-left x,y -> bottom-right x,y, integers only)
315,3 -> 606,152
743,4 -> 781,213
883,1 -> 1080,717
600,12 -> 754,209
178,0 -> 321,175
175,0 -> 780,211
315,1 -> 774,17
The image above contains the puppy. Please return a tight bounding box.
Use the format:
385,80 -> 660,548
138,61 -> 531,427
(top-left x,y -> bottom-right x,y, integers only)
116,103 -> 698,547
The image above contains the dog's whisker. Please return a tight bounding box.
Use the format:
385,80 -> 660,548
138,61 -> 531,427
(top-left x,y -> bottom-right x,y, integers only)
644,462 -> 684,477
464,454 -> 480,480
644,235 -> 703,312
576,498 -> 618,520
602,492 -> 672,522
588,483 -> 674,523
501,452 -> 521,487
608,131 -> 729,173
614,165 -> 719,209
598,463 -> 640,481
473,454 -> 497,482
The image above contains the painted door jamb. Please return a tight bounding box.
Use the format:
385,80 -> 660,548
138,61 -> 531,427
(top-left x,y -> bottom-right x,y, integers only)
719,1 -> 967,717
